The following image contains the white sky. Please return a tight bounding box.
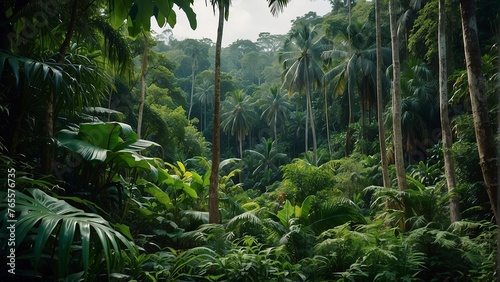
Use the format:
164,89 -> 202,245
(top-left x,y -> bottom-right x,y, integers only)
152,0 -> 332,46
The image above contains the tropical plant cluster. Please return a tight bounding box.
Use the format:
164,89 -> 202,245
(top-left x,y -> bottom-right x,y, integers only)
0,0 -> 498,281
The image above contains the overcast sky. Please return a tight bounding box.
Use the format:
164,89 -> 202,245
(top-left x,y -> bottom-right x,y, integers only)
152,0 -> 332,46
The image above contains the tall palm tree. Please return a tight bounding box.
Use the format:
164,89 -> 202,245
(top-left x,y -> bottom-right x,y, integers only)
195,79 -> 214,132
206,0 -> 229,224
279,21 -> 324,164
259,85 -> 293,142
137,30 -> 149,138
322,20 -> 390,155
438,0 -> 460,223
399,58 -> 438,162
389,0 -> 408,193
182,39 -> 209,120
375,0 -> 390,187
222,89 -> 258,165
206,0 -> 291,224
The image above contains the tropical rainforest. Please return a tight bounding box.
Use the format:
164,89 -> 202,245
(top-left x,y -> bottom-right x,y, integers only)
0,0 -> 499,281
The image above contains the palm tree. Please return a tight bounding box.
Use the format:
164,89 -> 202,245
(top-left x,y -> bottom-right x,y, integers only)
322,20 -> 390,155
206,0 -> 291,224
259,85 -> 293,142
279,21 -> 324,164
438,0 -> 460,223
206,0 -> 228,224
181,39 -> 209,120
195,79 -> 214,132
375,0 -> 390,187
399,58 -> 438,162
137,30 -> 149,138
245,137 -> 287,178
389,0 -> 407,192
221,89 -> 258,168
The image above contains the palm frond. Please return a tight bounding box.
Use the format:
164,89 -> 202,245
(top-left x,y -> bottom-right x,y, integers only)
0,188 -> 136,278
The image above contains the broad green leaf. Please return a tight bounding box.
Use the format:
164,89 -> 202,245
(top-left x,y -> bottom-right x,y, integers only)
113,223 -> 133,240
202,170 -> 210,187
109,0 -> 131,28
176,161 -> 186,174
190,171 -> 203,184
182,184 -> 198,198
154,0 -> 174,27
56,129 -> 109,161
7,57 -> 19,85
144,182 -> 174,211
299,195 -> 315,223
79,122 -> 121,150
154,7 -> 166,28
174,0 -> 196,29
277,200 -> 294,227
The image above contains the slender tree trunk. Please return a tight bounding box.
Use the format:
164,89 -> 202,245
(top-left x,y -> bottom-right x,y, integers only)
307,88 -> 317,165
375,0 -> 390,188
439,0 -> 461,223
274,113 -> 278,143
345,2 -> 353,157
305,70 -> 317,165
459,0 -> 498,223
305,92 -> 309,155
239,135 -> 243,183
324,79 -> 332,158
188,61 -> 196,120
209,2 -> 224,224
137,31 -> 148,139
43,0 -> 78,174
389,0 -> 407,192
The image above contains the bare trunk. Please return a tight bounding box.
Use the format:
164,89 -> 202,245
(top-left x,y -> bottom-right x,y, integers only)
209,3 -> 224,224
307,88 -> 317,165
188,62 -> 196,120
439,0 -> 461,222
239,135 -> 243,183
274,113 -> 278,143
43,0 -> 78,174
345,2 -> 353,157
460,0 -> 498,223
137,31 -> 148,138
325,80 -> 332,158
305,68 -> 317,165
375,0 -> 390,188
305,94 -> 309,154
389,0 -> 407,192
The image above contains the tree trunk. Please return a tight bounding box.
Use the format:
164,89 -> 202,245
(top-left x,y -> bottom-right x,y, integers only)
344,0 -> 353,157
439,0 -> 461,223
137,31 -> 148,139
209,2 -> 224,224
324,79 -> 332,158
304,91 -> 309,155
459,0 -> 498,223
375,0 -> 390,188
239,135 -> 243,183
389,0 -> 407,192
305,68 -> 317,165
188,61 -> 196,120
43,0 -> 78,174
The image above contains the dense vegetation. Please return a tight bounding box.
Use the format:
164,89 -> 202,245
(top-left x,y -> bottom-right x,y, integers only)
0,0 -> 498,281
